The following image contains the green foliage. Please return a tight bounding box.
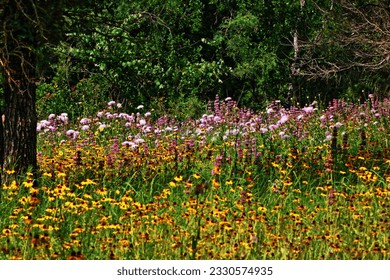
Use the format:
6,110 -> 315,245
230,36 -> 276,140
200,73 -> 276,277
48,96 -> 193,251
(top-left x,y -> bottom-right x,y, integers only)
168,93 -> 207,121
59,0 -> 226,109
34,0 -> 388,115
37,77 -> 110,120
43,0 -> 296,111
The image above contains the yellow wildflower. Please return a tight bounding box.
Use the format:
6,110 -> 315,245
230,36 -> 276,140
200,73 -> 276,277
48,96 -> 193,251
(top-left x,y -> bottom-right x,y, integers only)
174,175 -> 183,182
81,179 -> 97,185
212,179 -> 220,188
43,172 -> 52,178
23,181 -> 34,188
57,172 -> 66,178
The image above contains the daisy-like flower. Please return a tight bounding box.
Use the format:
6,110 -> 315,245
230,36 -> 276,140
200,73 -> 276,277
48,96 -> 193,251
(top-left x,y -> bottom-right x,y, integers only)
278,114 -> 289,125
169,181 -> 176,187
98,124 -> 106,131
23,181 -> 34,188
121,141 -> 138,149
174,175 -> 183,182
80,118 -> 90,124
58,113 -> 68,123
81,179 -> 97,186
225,179 -> 233,185
302,106 -> 315,114
57,172 -> 66,178
66,129 -> 79,139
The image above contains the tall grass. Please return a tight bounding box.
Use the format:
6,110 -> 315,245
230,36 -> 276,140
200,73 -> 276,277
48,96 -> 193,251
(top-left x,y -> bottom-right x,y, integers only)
0,95 -> 389,259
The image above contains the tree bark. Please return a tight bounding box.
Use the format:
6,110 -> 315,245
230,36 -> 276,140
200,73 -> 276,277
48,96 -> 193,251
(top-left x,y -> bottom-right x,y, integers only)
2,62 -> 38,174
0,108 -> 3,183
1,0 -> 38,178
288,0 -> 305,105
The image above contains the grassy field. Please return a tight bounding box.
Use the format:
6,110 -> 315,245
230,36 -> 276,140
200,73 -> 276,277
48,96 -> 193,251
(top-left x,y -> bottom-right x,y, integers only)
0,96 -> 389,260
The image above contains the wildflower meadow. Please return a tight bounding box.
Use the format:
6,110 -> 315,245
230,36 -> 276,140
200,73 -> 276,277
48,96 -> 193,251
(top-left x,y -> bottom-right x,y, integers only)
0,96 -> 389,260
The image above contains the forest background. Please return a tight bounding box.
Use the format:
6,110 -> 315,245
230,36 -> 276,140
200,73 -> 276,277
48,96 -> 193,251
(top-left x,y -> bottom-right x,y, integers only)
3,0 -> 389,119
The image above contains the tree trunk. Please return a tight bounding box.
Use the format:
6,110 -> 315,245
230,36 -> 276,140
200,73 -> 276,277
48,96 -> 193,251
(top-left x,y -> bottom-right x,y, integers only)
0,108 -> 3,183
2,65 -> 38,174
1,0 -> 38,178
288,0 -> 306,106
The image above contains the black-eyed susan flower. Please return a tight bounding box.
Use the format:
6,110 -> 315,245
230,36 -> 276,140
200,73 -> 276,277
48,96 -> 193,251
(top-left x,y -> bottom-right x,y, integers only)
2,228 -> 12,236
42,172 -> 52,178
212,179 -> 220,188
174,175 -> 183,182
81,179 -> 97,186
57,172 -> 66,178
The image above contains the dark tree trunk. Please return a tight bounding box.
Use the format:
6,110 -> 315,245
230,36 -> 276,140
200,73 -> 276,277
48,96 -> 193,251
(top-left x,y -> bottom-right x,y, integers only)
0,108 -> 3,183
2,65 -> 38,174
1,0 -> 38,178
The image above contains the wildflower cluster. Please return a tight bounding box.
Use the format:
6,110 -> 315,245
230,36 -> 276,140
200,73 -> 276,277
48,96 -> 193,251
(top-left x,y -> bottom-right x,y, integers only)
0,96 -> 389,259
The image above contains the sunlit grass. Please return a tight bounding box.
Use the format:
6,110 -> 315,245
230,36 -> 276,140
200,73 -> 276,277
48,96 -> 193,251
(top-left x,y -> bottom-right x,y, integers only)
0,96 -> 389,259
